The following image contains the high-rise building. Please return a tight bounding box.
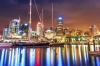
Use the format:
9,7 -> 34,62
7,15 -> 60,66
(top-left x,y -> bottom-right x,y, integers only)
3,28 -> 9,39
9,19 -> 20,38
89,25 -> 98,36
36,22 -> 43,37
56,17 -> 64,36
20,23 -> 28,34
45,29 -> 56,40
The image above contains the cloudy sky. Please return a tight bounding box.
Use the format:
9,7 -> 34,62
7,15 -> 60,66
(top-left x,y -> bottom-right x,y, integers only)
0,0 -> 100,34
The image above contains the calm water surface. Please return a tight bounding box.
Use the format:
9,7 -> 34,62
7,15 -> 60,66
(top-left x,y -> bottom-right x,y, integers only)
0,45 -> 100,66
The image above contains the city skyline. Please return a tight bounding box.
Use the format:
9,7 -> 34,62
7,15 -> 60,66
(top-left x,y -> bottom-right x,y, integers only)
0,0 -> 100,34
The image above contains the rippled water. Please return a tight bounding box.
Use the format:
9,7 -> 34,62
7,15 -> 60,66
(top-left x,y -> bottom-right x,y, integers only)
0,45 -> 100,66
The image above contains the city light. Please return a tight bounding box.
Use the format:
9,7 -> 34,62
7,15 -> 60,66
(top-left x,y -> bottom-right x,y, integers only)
58,16 -> 63,20
0,0 -> 100,66
24,23 -> 28,26
4,28 -> 8,31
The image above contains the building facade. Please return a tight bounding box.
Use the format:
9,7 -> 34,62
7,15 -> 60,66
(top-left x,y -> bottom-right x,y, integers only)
56,17 -> 64,36
3,28 -> 9,39
8,19 -> 20,38
89,25 -> 98,36
36,22 -> 43,37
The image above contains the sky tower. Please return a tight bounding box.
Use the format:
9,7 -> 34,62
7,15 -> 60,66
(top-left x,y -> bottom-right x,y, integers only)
28,0 -> 32,42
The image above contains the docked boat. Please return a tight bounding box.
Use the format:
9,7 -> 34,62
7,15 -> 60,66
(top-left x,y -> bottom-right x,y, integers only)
12,42 -> 33,46
33,42 -> 50,46
49,42 -> 65,47
12,42 -> 50,46
0,43 -> 12,47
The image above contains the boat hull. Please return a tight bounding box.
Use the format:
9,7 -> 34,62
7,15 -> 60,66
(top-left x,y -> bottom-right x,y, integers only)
50,43 -> 65,47
12,42 -> 50,46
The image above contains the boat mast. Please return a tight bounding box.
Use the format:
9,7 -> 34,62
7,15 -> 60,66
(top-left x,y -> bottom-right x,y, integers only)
42,9 -> 44,33
28,0 -> 32,42
42,9 -> 43,25
52,3 -> 54,29
34,0 -> 41,22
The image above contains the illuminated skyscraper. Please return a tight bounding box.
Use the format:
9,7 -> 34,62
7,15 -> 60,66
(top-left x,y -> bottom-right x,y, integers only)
36,22 -> 43,37
56,17 -> 64,36
9,19 -> 20,37
20,23 -> 28,34
3,28 -> 9,39
89,25 -> 98,36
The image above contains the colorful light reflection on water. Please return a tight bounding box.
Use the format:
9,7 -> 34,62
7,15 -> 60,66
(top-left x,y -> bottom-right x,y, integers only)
0,45 -> 100,66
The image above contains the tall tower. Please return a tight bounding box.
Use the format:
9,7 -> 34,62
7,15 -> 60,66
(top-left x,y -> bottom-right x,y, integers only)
28,0 -> 32,41
56,17 -> 64,36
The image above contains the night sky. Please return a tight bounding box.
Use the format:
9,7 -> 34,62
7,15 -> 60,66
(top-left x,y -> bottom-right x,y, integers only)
0,0 -> 100,34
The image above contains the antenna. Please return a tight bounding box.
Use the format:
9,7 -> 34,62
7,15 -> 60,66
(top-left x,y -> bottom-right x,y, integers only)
42,9 -> 44,34
52,3 -> 54,29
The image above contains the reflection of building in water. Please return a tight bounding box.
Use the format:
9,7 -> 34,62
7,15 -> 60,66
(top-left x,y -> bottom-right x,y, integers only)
35,48 -> 40,66
55,47 -> 64,66
50,47 -> 55,66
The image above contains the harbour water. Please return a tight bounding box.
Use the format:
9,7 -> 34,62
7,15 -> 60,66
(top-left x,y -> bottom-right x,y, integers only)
0,45 -> 100,66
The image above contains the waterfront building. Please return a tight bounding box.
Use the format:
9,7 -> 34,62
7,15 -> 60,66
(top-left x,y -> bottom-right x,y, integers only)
84,31 -> 90,37
8,19 -> 21,38
89,25 -> 98,37
54,17 -> 67,42
31,31 -> 36,38
20,23 -> 28,35
3,28 -> 9,39
64,28 -> 69,35
65,29 -> 85,43
45,29 -> 56,40
17,23 -> 29,39
76,29 -> 84,36
36,22 -> 43,37
56,17 -> 64,36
